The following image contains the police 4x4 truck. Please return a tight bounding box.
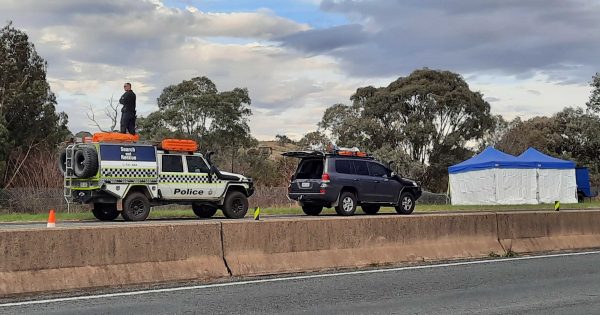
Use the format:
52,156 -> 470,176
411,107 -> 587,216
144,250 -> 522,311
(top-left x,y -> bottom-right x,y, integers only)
283,149 -> 422,216
59,134 -> 254,221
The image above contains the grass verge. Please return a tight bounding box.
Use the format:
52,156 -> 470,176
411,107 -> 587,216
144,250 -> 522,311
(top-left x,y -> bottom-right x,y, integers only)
0,201 -> 598,223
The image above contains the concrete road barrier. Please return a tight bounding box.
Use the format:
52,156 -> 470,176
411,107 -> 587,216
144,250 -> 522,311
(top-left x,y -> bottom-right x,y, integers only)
0,222 -> 229,296
5,210 -> 600,296
497,210 -> 600,253
221,213 -> 503,276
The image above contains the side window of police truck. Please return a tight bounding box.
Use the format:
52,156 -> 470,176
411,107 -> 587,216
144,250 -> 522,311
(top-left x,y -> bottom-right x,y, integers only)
162,155 -> 183,172
186,156 -> 210,173
368,162 -> 388,177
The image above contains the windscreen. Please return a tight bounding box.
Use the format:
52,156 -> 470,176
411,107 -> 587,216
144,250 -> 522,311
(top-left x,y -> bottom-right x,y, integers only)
295,159 -> 324,179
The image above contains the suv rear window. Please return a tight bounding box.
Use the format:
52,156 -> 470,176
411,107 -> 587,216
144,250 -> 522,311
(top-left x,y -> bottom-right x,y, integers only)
335,160 -> 354,174
352,160 -> 369,176
296,159 -> 323,179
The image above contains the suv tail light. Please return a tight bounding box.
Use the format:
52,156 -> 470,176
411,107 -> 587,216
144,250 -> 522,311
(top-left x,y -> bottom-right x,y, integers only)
321,173 -> 330,183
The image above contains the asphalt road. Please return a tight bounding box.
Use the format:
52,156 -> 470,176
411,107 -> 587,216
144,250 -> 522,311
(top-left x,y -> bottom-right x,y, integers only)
3,251 -> 600,314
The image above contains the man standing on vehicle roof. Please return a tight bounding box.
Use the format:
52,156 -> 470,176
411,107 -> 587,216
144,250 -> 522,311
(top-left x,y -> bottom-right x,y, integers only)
119,82 -> 136,135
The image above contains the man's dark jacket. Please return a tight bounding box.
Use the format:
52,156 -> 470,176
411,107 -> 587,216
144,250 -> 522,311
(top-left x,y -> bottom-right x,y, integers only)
119,90 -> 136,113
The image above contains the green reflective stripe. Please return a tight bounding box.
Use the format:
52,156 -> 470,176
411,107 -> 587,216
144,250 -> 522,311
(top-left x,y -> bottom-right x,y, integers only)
160,182 -> 224,185
103,176 -> 157,179
101,167 -> 156,170
72,187 -> 101,191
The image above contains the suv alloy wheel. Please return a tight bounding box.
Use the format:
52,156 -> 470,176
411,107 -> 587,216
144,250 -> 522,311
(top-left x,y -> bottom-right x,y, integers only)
395,192 -> 415,215
335,191 -> 357,216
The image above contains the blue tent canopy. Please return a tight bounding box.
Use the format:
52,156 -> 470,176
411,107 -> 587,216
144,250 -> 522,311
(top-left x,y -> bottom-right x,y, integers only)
448,147 -> 534,174
517,147 -> 575,169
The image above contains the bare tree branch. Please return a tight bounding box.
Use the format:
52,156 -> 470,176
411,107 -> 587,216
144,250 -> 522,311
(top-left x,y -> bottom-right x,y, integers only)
104,96 -> 119,131
3,140 -> 38,189
86,95 -> 119,132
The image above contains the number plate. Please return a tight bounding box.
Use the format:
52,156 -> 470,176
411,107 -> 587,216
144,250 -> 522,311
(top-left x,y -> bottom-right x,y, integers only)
301,182 -> 310,188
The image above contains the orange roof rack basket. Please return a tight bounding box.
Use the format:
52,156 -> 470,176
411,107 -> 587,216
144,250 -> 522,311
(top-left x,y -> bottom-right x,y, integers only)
161,139 -> 198,152
92,132 -> 140,143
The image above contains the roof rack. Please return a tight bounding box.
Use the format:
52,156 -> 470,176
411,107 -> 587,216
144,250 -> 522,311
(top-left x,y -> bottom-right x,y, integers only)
159,139 -> 199,152
332,149 -> 371,158
92,132 -> 140,143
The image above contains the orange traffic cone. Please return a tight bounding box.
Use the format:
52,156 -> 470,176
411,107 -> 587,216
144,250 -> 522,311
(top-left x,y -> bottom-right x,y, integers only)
47,209 -> 56,228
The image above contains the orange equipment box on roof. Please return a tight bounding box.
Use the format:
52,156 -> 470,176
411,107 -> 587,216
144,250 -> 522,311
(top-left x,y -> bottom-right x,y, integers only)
92,132 -> 140,143
337,150 -> 368,157
161,139 -> 198,152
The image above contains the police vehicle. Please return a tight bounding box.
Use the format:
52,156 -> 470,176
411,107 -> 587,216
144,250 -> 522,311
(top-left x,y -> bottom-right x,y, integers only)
59,133 -> 254,221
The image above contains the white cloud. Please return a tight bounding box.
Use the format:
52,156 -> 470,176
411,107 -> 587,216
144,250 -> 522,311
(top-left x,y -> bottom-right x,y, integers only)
2,0 -> 596,142
471,74 -> 591,121
1,0 -> 332,138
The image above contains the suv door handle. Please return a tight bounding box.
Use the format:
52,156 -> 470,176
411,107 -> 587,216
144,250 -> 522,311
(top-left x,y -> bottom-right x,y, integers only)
374,180 -> 380,183
353,179 -> 359,182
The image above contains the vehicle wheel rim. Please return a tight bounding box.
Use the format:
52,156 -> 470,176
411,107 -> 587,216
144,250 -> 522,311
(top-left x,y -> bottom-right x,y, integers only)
130,199 -> 145,216
402,197 -> 412,210
343,197 -> 353,212
232,198 -> 244,214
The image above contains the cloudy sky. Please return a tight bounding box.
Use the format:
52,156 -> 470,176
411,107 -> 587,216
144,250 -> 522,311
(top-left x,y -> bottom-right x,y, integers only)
2,0 -> 599,140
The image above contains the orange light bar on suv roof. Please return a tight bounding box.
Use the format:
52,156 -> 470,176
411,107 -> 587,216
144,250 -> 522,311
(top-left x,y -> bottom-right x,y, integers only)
337,150 -> 368,157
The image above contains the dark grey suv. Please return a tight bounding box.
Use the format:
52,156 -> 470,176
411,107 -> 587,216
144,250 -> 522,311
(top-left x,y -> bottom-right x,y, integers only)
283,150 -> 422,216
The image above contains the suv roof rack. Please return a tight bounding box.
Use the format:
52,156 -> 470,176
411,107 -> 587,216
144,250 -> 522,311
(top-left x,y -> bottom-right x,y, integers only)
281,151 -> 325,158
330,149 -> 372,158
281,149 -> 374,159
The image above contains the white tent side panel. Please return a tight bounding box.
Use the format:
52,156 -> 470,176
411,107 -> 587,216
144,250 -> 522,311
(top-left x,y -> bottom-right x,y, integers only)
450,168 -> 538,205
537,168 -> 577,203
494,168 -> 538,205
449,169 -> 497,205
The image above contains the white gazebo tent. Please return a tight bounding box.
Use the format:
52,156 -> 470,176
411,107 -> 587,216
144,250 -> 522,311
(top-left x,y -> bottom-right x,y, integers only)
448,147 -> 537,205
517,147 -> 577,204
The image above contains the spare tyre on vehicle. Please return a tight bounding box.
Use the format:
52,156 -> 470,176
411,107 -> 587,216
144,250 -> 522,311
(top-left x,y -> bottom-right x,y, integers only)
73,146 -> 99,178
57,148 -> 68,174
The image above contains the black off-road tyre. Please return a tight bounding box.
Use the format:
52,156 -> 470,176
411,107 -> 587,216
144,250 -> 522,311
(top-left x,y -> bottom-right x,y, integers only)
121,192 -> 151,221
92,203 -> 119,221
73,147 -> 99,178
395,192 -> 415,215
302,204 -> 323,216
193,204 -> 218,218
335,191 -> 357,216
362,205 -> 380,215
222,191 -> 248,219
